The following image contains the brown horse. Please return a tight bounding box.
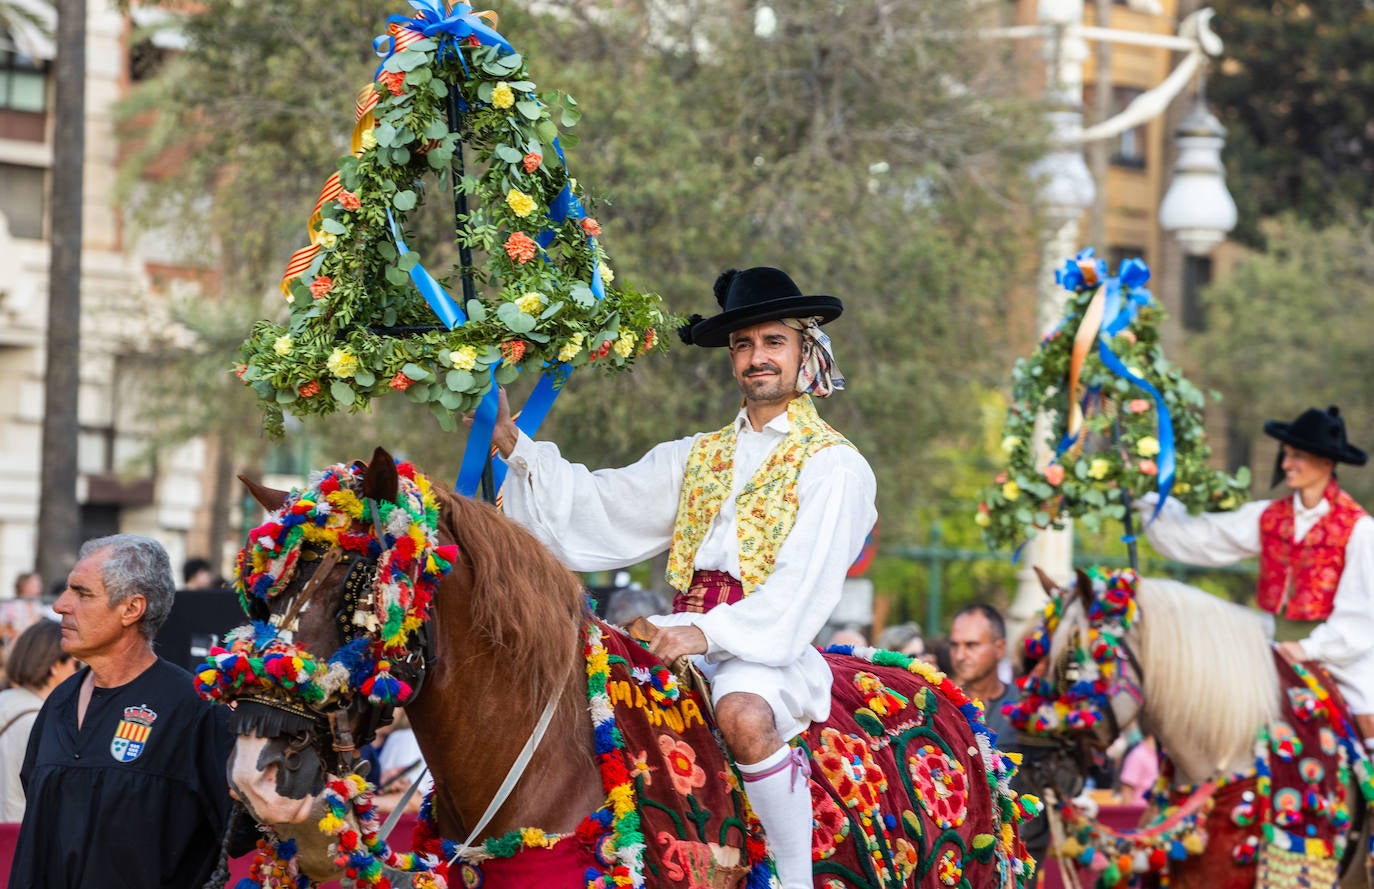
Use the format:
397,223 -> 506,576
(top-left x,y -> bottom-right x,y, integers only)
216,449 -> 1035,889
1015,568 -> 1371,889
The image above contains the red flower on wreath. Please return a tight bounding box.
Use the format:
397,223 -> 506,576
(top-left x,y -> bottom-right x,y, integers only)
298,380 -> 321,398
814,727 -> 887,810
389,371 -> 413,392
580,217 -> 602,237
234,364 -> 248,380
504,231 -> 538,264
338,191 -> 361,211
658,735 -> 706,797
907,744 -> 968,828
500,340 -> 527,366
309,276 -> 333,300
522,152 -> 542,173
379,71 -> 406,96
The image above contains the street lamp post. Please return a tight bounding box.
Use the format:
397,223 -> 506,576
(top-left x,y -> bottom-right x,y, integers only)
999,3 -> 1238,637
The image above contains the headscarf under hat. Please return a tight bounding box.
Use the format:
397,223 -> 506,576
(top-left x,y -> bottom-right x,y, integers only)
781,317 -> 845,398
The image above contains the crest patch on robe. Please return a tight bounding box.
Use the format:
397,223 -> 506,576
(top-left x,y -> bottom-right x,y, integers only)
109,705 -> 156,763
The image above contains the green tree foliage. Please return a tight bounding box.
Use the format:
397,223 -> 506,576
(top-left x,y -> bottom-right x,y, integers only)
120,0 -> 1047,567
1209,0 -> 1374,245
1193,214 -> 1374,505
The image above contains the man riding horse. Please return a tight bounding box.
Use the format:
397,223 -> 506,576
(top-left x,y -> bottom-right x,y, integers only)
493,266 -> 877,889
1137,405 -> 1374,749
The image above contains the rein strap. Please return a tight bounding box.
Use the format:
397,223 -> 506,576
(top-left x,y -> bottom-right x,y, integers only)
446,677 -> 568,865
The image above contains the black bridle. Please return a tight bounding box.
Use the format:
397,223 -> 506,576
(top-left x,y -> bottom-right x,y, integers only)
232,541 -> 433,778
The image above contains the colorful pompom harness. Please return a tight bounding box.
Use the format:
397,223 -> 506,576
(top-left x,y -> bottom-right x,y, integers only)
1005,567 -> 1143,736
196,459 -> 457,719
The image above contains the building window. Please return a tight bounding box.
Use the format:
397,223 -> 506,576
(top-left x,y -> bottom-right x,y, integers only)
129,38 -> 172,82
1108,244 -> 1148,274
1182,254 -> 1212,332
0,163 -> 46,239
1110,87 -> 1146,168
0,43 -> 47,113
1083,85 -> 1149,169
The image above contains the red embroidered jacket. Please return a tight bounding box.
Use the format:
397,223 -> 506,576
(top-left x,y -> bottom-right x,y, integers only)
1257,480 -> 1369,620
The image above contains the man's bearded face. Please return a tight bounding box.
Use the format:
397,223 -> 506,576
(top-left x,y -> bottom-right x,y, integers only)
728,321 -> 803,408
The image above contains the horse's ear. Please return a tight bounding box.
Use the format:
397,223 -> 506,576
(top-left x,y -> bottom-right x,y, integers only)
239,475 -> 287,513
1074,568 -> 1094,611
363,447 -> 399,503
1033,566 -> 1060,597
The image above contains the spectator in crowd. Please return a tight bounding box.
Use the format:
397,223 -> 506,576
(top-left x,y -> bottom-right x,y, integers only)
0,573 -> 53,680
826,625 -> 870,648
11,534 -> 233,888
949,602 -> 1049,877
875,621 -> 924,657
0,621 -> 77,821
949,604 -> 1011,734
374,710 -> 432,814
1117,733 -> 1159,805
924,636 -> 953,675
182,557 -> 220,591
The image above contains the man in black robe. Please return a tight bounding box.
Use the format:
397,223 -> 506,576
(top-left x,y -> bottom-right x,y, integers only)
11,534 -> 233,888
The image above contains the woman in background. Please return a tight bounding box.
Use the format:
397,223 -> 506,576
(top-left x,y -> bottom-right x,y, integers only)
0,620 -> 77,821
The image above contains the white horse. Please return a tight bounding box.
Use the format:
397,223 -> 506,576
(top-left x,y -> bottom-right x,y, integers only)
1021,569 -> 1368,889
1039,571 -> 1276,784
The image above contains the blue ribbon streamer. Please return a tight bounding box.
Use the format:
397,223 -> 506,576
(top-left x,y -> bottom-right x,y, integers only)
1091,260 -> 1176,522
454,368 -> 501,497
375,5 -> 607,499
386,210 -> 465,329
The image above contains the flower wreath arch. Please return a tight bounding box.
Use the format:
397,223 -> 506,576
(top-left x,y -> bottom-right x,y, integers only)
976,250 -> 1250,550
236,3 -> 673,437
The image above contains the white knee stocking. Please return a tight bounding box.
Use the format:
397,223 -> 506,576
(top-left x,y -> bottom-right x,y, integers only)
739,744 -> 813,889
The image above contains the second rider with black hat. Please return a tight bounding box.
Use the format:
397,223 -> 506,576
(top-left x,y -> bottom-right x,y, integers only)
1136,405 -> 1374,746
492,267 -> 877,889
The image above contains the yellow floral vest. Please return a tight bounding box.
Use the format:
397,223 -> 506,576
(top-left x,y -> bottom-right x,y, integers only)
664,395 -> 855,595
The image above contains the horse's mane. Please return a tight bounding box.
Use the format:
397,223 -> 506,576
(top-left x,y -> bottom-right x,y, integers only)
1132,578 -> 1277,772
435,488 -> 588,707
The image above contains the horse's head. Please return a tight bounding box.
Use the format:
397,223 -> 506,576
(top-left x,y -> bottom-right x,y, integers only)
1006,566 -> 1147,796
199,447 -> 458,878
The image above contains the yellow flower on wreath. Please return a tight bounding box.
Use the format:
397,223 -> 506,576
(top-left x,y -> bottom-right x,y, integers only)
1087,458 -> 1111,480
1136,436 -> 1161,457
359,128 -> 377,151
614,329 -> 636,358
557,332 -> 585,362
274,336 -> 293,356
506,188 -> 537,218
491,82 -> 515,109
326,347 -> 359,379
516,291 -> 545,314
450,346 -> 478,371
1001,479 -> 1020,501
317,230 -> 338,250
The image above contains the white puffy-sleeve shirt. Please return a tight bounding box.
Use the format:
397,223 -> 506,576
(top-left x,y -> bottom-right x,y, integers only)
501,406 -> 878,667
1139,493 -> 1374,666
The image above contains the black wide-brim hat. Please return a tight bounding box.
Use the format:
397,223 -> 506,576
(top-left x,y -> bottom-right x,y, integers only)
679,267 -> 842,348
1264,405 -> 1367,486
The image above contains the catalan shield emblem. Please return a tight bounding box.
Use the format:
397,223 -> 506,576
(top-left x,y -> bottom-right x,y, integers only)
110,705 -> 157,763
